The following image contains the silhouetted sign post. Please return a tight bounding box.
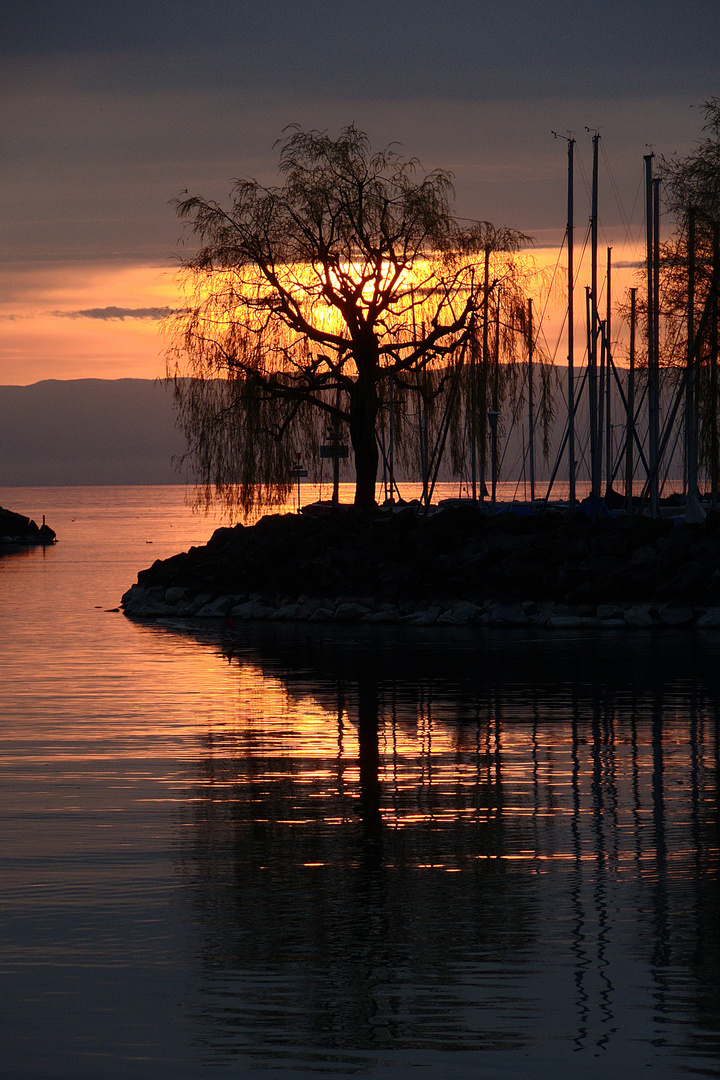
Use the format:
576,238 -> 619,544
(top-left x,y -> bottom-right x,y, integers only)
487,409 -> 499,512
320,442 -> 348,511
290,454 -> 308,513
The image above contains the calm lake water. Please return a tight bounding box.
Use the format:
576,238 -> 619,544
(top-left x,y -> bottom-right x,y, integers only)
1,486 -> 719,1080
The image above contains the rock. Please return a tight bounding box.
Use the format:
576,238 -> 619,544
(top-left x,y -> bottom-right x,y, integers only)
296,599 -> 321,620
689,537 -> 720,559
401,610 -> 434,625
547,615 -> 598,628
363,609 -> 396,623
334,602 -> 372,622
449,601 -> 482,624
310,606 -> 337,621
363,605 -> 401,623
483,602 -> 529,626
630,545 -> 659,569
269,603 -> 302,620
173,602 -> 197,617
190,593 -> 214,610
164,587 -> 187,604
597,603 -> 624,620
123,583 -> 176,617
138,602 -> 174,616
231,600 -> 275,619
656,605 -> 695,627
120,506 -> 720,625
435,612 -> 461,625
401,605 -> 443,625
195,595 -> 235,617
624,603 -> 655,628
530,603 -> 562,626
122,583 -> 146,607
654,562 -> 706,603
0,505 -> 56,544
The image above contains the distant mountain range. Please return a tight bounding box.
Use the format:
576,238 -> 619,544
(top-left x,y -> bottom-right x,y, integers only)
0,372 -> 683,493
1,375 -> 563,489
0,379 -> 187,485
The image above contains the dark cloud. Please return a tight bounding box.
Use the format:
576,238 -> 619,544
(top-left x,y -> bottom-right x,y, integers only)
3,1 -> 718,102
1,1 -> 716,274
52,306 -> 175,321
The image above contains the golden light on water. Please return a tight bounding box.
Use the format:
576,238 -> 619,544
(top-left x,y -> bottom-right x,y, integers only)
156,632 -> 719,889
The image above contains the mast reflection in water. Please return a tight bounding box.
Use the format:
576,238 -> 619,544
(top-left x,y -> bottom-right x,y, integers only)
165,624 -> 720,1077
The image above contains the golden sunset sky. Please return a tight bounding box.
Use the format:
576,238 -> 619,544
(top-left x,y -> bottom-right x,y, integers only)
2,1 -> 717,385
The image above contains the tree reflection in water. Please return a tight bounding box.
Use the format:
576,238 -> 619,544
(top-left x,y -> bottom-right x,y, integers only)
169,625 -> 720,1075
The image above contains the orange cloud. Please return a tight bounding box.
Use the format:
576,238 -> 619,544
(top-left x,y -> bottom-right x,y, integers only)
0,262 -> 178,384
0,231 -> 649,387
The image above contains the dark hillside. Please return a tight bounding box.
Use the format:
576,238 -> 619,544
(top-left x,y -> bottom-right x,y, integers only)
0,378 -> 185,485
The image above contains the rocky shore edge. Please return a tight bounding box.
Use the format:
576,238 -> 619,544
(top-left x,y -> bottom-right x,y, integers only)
122,586 -> 720,630
0,505 -> 56,545
122,503 -> 720,631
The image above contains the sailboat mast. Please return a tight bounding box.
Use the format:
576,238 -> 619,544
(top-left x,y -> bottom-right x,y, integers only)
686,209 -> 697,506
605,247 -> 613,498
567,137 -> 576,506
470,303 -> 477,503
645,154 -> 660,516
626,287 -> 636,509
589,132 -> 600,499
481,246 -> 491,501
712,224 -> 719,510
528,297 -> 535,504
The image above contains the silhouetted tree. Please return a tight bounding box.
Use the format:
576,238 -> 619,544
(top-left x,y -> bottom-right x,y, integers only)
167,126 -> 531,513
658,100 -> 720,480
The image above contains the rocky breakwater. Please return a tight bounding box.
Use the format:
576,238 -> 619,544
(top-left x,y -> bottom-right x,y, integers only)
121,504 -> 720,629
0,505 -> 56,545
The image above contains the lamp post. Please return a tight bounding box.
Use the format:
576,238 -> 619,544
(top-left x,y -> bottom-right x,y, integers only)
487,409 -> 499,513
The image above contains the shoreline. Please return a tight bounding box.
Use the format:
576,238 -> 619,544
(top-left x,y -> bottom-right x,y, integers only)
0,504 -> 56,545
122,590 -> 720,630
121,502 -> 720,630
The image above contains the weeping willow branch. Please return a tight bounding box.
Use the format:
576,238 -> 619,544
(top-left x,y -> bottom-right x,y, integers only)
167,125 -> 538,514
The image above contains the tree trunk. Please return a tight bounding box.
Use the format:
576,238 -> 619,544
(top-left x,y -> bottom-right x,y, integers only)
349,342 -> 380,509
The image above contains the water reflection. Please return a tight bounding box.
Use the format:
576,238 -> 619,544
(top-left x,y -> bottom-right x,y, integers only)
155,623 -> 720,1074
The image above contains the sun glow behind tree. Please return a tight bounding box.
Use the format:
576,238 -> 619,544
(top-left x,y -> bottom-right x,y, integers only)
166,125 -> 553,514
